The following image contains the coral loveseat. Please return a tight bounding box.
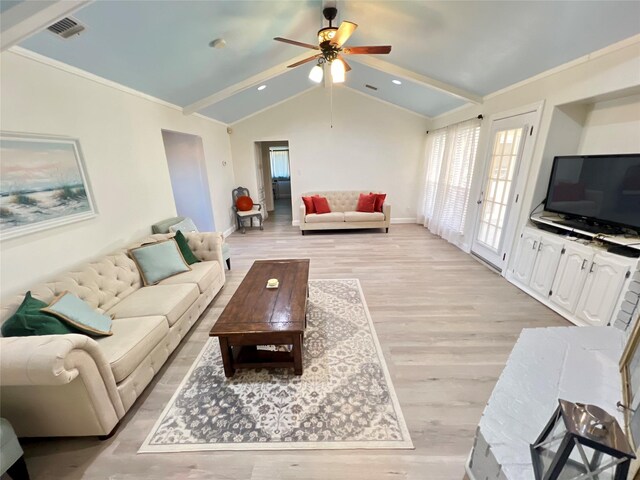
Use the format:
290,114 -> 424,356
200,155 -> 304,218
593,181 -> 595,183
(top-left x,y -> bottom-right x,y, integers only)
299,191 -> 391,234
0,232 -> 225,437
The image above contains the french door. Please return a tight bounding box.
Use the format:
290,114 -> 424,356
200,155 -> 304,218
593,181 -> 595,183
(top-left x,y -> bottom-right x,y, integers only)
471,110 -> 538,271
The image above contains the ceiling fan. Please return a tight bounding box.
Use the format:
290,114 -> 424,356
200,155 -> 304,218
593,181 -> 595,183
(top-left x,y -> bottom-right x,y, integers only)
274,7 -> 392,84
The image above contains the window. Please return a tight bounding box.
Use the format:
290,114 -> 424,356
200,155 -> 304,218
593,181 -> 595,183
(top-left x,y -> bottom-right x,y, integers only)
269,147 -> 290,179
420,118 -> 481,249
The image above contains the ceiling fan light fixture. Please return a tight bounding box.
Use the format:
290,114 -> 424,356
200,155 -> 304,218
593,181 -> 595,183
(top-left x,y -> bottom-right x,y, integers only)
317,27 -> 337,44
309,64 -> 324,83
331,59 -> 345,83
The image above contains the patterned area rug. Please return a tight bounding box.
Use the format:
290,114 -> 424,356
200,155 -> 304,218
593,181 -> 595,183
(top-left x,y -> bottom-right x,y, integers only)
139,279 -> 413,452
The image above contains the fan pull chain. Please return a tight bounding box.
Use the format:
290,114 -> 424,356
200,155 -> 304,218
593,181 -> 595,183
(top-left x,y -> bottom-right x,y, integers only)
330,76 -> 333,129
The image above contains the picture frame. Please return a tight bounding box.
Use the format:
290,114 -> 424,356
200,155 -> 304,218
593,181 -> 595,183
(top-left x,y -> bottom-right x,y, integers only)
619,314 -> 640,475
0,132 -> 97,240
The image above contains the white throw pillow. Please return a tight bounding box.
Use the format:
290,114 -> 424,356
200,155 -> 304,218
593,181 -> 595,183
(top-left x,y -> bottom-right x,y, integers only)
169,217 -> 198,233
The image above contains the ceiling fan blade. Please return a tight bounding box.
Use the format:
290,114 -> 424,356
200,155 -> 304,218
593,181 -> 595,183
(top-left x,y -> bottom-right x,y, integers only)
274,37 -> 319,50
287,55 -> 320,68
330,21 -> 357,47
343,45 -> 392,55
338,55 -> 352,72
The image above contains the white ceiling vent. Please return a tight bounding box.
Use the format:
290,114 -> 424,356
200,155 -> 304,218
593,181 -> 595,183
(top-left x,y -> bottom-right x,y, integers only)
47,17 -> 85,39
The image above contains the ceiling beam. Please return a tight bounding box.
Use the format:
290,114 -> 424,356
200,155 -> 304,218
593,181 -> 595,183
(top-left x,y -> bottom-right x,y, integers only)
183,52 -> 316,115
348,55 -> 483,105
1,0 -> 92,52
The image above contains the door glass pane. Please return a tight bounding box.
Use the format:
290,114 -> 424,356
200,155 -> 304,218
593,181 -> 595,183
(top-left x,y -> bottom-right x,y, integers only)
476,127 -> 524,251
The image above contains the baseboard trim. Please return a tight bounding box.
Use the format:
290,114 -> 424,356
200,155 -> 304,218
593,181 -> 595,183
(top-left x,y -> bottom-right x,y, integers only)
222,225 -> 236,237
391,218 -> 417,224
293,218 -> 416,227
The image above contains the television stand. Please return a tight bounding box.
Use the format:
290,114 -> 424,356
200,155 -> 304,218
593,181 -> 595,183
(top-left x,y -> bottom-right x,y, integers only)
554,218 -> 624,235
530,212 -> 640,251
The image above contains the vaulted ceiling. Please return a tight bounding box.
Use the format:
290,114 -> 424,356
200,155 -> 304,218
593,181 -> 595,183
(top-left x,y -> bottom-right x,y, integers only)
11,0 -> 640,124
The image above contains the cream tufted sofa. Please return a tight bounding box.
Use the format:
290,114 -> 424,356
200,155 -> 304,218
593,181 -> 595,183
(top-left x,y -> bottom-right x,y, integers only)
0,232 -> 225,437
299,191 -> 391,234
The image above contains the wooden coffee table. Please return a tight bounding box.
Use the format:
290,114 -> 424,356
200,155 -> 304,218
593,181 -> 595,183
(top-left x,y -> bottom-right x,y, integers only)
209,259 -> 310,377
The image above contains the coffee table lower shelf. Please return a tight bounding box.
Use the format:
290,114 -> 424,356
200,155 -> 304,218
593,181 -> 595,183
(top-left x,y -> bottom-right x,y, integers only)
217,334 -> 303,377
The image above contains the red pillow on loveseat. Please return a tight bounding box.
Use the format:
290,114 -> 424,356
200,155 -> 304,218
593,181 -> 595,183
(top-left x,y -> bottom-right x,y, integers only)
356,193 -> 377,213
370,192 -> 386,213
302,196 -> 317,214
312,196 -> 331,214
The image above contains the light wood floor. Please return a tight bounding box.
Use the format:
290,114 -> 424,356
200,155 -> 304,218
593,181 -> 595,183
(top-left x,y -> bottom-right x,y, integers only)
19,200 -> 569,480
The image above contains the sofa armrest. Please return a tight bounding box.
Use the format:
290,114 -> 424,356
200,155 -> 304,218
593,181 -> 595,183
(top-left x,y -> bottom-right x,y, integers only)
299,203 -> 307,226
1,334 -> 113,386
0,334 -> 126,434
185,232 -> 226,276
383,203 -> 391,223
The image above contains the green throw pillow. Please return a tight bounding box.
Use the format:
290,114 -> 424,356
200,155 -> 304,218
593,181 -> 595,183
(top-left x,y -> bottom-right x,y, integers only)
42,291 -> 113,337
1,291 -> 77,337
174,230 -> 200,265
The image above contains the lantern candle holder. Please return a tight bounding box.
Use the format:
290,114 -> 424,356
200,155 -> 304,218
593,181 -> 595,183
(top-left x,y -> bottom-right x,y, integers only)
530,399 -> 635,480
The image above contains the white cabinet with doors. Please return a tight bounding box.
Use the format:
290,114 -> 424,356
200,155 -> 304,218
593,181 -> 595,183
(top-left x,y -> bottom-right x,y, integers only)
510,229 -> 539,285
528,236 -> 564,297
549,242 -> 593,315
575,254 -> 634,326
508,226 -> 637,327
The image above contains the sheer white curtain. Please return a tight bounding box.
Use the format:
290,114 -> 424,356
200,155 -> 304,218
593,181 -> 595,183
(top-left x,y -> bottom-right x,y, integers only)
269,148 -> 290,178
420,118 -> 481,250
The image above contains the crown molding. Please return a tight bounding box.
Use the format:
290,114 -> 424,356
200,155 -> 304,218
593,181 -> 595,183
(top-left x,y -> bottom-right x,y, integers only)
229,85 -> 321,126
483,33 -> 640,101
344,86 -> 431,120
7,46 -> 229,127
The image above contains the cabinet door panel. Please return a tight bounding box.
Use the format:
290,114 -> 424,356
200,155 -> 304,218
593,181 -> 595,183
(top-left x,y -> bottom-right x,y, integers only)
511,231 -> 540,286
549,245 -> 592,314
575,254 -> 631,326
529,237 -> 563,297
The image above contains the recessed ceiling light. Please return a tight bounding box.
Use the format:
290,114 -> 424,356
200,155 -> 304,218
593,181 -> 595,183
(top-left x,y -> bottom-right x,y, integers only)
392,79 -> 402,85
257,85 -> 267,91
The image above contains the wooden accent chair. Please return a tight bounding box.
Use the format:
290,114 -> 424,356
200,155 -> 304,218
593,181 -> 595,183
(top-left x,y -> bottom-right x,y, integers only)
232,187 -> 263,234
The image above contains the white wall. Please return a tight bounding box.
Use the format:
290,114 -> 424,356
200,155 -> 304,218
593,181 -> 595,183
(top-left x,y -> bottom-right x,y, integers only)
0,50 -> 236,299
230,87 -> 429,224
429,37 -> 640,253
579,94 -> 640,154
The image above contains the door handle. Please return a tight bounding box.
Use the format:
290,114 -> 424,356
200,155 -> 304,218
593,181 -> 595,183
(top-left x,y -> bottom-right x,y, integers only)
532,241 -> 538,250
537,242 -> 543,252
589,262 -> 596,273
581,259 -> 588,270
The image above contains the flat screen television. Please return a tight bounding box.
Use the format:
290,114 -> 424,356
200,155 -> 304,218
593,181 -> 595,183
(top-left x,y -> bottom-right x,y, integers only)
545,154 -> 640,232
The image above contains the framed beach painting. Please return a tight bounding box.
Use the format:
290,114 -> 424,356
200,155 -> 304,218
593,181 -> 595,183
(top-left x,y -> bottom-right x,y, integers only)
0,133 -> 97,240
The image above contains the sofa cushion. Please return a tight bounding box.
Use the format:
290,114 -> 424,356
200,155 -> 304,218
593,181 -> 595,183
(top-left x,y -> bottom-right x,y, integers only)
343,211 -> 385,222
97,315 -> 168,383
305,212 -> 345,223
158,261 -> 221,293
107,284 -> 199,326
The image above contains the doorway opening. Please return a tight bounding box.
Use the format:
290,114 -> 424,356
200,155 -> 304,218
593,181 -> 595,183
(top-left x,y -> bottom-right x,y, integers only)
255,141 -> 292,225
161,129 -> 215,231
